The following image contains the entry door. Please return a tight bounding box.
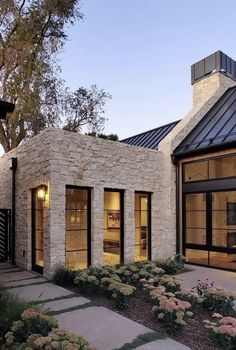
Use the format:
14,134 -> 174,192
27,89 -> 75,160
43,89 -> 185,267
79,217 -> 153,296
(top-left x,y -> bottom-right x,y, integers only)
32,189 -> 44,273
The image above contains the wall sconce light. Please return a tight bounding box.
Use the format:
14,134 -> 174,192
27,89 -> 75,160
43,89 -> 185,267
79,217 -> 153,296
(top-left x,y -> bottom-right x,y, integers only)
37,184 -> 47,201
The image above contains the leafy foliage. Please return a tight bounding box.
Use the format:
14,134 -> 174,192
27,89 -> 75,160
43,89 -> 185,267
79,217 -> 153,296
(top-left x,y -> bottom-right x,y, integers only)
0,1 -> 111,152
0,284 -> 31,345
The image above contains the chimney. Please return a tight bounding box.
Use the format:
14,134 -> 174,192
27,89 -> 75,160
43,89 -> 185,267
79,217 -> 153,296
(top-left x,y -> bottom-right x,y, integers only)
192,51 -> 236,107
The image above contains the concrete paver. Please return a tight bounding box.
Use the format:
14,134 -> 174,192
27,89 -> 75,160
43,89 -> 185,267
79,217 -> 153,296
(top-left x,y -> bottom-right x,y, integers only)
56,306 -> 154,350
0,270 -> 38,282
2,277 -> 45,287
135,339 -> 190,350
179,264 -> 236,291
11,282 -> 72,301
40,296 -> 90,312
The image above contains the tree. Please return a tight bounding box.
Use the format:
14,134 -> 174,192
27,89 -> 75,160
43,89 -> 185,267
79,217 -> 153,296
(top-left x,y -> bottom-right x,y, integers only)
86,131 -> 119,141
0,1 -> 111,152
62,85 -> 111,133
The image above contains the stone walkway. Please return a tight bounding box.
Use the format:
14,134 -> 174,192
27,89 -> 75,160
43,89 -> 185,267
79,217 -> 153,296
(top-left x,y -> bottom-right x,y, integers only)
178,264 -> 236,291
0,263 -> 189,350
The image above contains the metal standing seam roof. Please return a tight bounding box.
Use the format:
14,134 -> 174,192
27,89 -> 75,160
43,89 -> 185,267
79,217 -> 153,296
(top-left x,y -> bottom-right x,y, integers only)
174,86 -> 236,157
120,120 -> 180,150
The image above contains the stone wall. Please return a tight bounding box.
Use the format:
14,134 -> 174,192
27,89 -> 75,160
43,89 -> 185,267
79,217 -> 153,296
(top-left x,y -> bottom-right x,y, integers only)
0,129 -> 165,277
0,131 -> 53,271
47,129 -> 164,277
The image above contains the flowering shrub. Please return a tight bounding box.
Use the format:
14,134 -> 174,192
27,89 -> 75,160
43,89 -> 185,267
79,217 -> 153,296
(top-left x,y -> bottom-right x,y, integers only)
196,278 -> 214,297
2,309 -> 90,350
175,288 -> 202,311
204,314 -> 236,350
158,275 -> 182,293
74,271 -> 100,295
151,286 -> 192,335
101,277 -> 136,309
4,328 -> 89,350
203,287 -> 236,315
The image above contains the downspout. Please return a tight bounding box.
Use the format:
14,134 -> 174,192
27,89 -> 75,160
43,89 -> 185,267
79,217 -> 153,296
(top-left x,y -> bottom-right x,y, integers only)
10,157 -> 17,265
172,154 -> 180,254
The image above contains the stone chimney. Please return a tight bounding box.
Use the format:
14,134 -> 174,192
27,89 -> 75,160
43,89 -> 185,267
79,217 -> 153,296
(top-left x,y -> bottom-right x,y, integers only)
192,51 -> 236,107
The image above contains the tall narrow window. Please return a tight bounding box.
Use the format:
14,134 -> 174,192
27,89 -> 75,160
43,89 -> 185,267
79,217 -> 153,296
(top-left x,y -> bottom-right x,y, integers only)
103,190 -> 124,265
135,192 -> 151,261
65,187 -> 91,269
32,189 -> 44,273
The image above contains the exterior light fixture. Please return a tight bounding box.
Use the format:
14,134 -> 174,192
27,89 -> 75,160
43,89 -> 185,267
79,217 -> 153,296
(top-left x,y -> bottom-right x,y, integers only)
37,184 -> 47,201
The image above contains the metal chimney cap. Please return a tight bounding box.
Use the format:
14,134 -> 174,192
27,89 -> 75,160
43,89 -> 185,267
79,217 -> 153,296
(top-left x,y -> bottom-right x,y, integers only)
191,50 -> 236,85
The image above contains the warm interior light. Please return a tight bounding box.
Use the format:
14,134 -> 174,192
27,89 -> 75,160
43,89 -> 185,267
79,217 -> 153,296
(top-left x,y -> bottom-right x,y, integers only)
37,185 -> 47,200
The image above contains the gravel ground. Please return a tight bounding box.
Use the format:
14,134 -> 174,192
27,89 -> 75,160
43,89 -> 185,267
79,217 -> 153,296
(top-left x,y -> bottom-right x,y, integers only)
87,290 -> 222,350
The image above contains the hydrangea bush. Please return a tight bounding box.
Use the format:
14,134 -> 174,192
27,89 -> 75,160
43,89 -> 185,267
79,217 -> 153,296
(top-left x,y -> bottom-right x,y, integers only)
204,313 -> 236,350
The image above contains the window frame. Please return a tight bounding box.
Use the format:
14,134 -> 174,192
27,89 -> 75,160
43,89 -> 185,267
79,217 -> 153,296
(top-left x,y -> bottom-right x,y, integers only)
65,185 -> 92,269
134,191 -> 152,261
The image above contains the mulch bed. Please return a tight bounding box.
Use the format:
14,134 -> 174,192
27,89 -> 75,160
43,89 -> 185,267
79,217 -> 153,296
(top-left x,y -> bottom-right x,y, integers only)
69,286 -> 221,350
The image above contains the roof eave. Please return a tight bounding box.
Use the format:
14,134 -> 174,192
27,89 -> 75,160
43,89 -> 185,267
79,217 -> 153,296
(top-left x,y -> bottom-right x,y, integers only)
172,140 -> 236,161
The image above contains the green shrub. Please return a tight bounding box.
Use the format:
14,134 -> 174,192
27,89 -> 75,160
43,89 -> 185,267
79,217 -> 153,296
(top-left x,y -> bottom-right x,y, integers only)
156,254 -> 185,274
52,264 -> 77,286
203,287 -> 236,316
74,271 -> 100,295
158,275 -> 181,293
2,309 -> 90,350
0,285 -> 31,345
101,277 -> 136,310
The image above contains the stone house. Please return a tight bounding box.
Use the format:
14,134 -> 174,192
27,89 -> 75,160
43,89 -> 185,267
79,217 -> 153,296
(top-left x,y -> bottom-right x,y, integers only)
0,50 -> 235,277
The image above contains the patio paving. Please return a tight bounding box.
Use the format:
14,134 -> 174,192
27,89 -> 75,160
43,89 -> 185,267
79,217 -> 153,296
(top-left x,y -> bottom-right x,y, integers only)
0,262 -> 190,350
179,264 -> 236,291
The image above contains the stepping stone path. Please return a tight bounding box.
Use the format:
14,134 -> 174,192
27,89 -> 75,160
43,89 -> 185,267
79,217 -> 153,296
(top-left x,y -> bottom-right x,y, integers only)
0,263 -> 190,350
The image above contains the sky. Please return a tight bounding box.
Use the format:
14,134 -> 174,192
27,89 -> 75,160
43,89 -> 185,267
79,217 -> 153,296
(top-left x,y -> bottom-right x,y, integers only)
59,0 -> 236,139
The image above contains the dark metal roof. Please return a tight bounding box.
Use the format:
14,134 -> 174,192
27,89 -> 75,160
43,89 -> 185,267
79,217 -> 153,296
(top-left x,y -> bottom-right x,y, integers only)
174,87 -> 236,158
191,51 -> 236,85
121,120 -> 180,150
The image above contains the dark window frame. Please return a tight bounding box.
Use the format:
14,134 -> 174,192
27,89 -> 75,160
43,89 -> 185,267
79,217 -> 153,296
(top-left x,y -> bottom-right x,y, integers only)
182,188 -> 236,272
31,188 -> 44,274
104,188 -> 125,264
65,185 -> 92,268
182,153 -> 236,184
134,191 -> 152,261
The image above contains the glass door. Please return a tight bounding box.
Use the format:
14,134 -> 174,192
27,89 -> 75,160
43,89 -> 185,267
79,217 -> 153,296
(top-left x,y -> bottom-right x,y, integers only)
210,191 -> 236,269
184,190 -> 236,270
184,193 -> 209,265
32,189 -> 44,274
